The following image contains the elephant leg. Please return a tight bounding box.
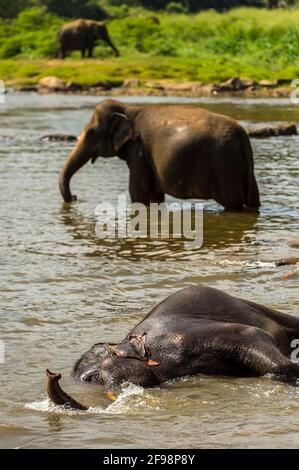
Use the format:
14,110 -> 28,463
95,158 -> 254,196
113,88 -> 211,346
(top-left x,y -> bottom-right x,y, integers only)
222,203 -> 245,212
213,196 -> 243,211
215,189 -> 245,211
204,323 -> 299,384
150,192 -> 165,204
129,183 -> 164,205
127,147 -> 162,205
59,48 -> 66,59
81,49 -> 86,58
129,172 -> 152,205
246,343 -> 299,384
88,47 -> 93,58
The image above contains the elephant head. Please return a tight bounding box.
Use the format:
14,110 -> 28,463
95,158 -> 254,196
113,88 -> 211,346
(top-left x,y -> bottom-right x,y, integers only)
72,335 -> 159,386
59,100 -> 135,202
46,334 -> 160,410
92,22 -> 119,56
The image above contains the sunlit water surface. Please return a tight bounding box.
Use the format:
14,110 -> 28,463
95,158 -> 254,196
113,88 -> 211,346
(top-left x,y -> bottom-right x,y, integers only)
0,93 -> 298,448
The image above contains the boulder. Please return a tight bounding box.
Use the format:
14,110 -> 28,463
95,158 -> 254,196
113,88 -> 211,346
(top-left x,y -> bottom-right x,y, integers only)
240,78 -> 255,89
144,81 -> 165,90
276,123 -> 298,136
258,79 -> 277,88
247,123 -> 297,138
38,76 -> 68,93
196,83 -> 220,96
18,85 -> 38,92
219,77 -> 255,91
277,79 -> 291,86
89,81 -> 112,90
165,82 -> 203,93
66,81 -> 84,92
40,134 -> 78,142
276,257 -> 299,267
123,78 -> 140,88
247,126 -> 275,138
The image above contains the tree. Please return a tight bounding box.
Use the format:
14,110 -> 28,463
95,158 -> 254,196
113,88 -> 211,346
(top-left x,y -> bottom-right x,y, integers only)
0,0 -> 32,18
40,0 -> 108,19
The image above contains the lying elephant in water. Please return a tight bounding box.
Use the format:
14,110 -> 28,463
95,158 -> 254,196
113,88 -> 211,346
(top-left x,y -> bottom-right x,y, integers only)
58,19 -> 119,59
59,99 -> 260,211
47,285 -> 299,410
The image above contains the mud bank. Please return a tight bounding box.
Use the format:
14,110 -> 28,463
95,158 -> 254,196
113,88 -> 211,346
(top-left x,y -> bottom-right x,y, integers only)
16,76 -> 294,99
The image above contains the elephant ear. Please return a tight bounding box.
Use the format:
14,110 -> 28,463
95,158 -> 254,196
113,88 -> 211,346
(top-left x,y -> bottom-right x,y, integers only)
110,112 -> 133,153
91,22 -> 99,35
128,333 -> 147,358
129,333 -> 159,366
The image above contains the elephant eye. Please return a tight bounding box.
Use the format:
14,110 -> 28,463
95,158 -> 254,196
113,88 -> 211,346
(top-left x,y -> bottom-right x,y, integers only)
86,127 -> 100,141
81,370 -> 100,383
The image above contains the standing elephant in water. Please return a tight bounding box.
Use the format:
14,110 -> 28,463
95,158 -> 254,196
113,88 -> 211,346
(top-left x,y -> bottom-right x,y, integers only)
59,99 -> 260,210
58,19 -> 119,59
47,285 -> 299,410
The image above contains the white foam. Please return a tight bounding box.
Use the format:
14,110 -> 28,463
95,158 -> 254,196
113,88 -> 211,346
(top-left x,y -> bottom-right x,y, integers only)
25,383 -> 160,416
25,398 -> 91,415
94,383 -> 160,415
218,259 -> 274,268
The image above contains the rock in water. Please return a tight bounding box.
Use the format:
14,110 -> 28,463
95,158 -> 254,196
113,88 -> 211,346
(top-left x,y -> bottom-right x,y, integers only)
248,123 -> 297,138
40,134 -> 78,142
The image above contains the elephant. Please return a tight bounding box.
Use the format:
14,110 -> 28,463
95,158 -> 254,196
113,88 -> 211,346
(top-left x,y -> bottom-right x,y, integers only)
58,19 -> 119,59
47,285 -> 299,410
59,99 -> 260,211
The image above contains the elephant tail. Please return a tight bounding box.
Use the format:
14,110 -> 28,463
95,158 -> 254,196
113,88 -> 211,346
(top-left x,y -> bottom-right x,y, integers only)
240,127 -> 260,209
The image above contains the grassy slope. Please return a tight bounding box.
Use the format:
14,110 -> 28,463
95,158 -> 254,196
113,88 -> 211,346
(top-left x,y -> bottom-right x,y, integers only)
0,7 -> 299,86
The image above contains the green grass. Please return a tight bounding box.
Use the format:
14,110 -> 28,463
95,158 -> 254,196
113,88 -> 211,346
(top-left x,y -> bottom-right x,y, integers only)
0,7 -> 299,86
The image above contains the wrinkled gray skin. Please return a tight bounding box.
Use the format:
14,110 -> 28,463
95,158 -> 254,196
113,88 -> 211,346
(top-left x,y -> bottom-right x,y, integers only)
58,19 -> 119,59
59,99 -> 260,210
47,285 -> 299,410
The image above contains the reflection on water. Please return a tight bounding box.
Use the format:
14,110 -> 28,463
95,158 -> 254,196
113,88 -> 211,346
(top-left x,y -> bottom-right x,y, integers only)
0,93 -> 298,449
58,204 -> 259,260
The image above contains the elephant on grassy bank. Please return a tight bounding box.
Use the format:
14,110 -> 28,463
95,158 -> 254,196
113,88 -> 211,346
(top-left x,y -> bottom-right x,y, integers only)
59,99 -> 260,211
47,285 -> 299,410
58,19 -> 119,59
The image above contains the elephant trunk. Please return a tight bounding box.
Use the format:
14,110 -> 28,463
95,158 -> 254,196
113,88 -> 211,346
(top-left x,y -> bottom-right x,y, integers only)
101,27 -> 119,56
46,369 -> 88,410
59,135 -> 90,202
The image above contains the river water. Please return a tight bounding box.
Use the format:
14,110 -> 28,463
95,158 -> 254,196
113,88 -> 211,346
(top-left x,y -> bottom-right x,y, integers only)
0,93 -> 298,448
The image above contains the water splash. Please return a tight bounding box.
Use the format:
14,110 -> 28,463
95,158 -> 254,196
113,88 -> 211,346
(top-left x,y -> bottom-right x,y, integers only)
102,383 -> 160,415
25,398 -> 90,416
25,383 -> 160,416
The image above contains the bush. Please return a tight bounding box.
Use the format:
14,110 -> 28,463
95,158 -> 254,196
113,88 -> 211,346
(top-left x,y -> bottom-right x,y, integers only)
41,0 -> 108,19
165,2 -> 188,13
0,0 -> 30,19
14,6 -> 54,29
0,7 -> 62,59
0,4 -> 299,82
1,38 -> 23,58
108,5 -> 131,18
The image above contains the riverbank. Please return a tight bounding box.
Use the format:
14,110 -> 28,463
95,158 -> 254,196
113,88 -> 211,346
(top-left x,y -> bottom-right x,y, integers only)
12,72 -> 292,98
1,55 -> 295,98
1,8 -> 299,92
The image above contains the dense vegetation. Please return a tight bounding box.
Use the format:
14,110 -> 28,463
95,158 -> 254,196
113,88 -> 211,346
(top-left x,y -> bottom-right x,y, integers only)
1,0 -> 298,19
0,2 -> 298,86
